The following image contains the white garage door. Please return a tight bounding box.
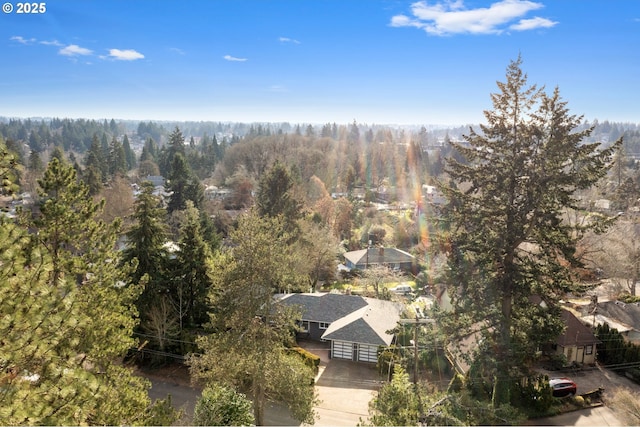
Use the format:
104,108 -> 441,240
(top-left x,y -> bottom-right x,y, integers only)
332,341 -> 353,360
357,344 -> 378,363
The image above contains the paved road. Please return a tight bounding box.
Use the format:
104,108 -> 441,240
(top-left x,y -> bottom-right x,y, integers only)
145,356 -> 636,426
530,405 -> 623,426
148,378 -> 200,425
148,378 -> 299,426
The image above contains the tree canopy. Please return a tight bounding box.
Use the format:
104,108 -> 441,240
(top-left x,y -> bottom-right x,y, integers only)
440,56 -> 619,405
189,211 -> 317,425
1,158 -> 177,425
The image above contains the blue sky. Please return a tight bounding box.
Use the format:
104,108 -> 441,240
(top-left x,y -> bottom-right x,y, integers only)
1,0 -> 639,125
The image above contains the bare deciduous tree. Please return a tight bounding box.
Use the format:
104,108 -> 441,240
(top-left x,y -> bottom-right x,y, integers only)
587,218 -> 640,296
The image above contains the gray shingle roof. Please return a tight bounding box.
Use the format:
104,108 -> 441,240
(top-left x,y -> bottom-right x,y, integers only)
343,247 -> 415,266
278,292 -> 368,323
595,301 -> 640,331
278,293 -> 403,346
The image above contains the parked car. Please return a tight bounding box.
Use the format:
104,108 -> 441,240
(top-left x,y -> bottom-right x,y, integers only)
549,377 -> 577,397
390,284 -> 413,295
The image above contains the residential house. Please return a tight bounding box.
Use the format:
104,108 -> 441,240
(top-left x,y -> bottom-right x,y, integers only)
277,292 -> 404,363
448,306 -> 600,375
343,247 -> 416,273
422,184 -> 447,206
553,309 -> 600,365
581,300 -> 640,344
144,175 -> 165,188
204,185 -> 231,201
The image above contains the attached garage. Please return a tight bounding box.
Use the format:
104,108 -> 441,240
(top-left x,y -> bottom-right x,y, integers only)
332,341 -> 379,362
357,344 -> 378,363
331,340 -> 353,360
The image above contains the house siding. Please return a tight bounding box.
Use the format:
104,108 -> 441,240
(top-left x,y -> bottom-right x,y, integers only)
307,321 -> 326,341
558,344 -> 597,365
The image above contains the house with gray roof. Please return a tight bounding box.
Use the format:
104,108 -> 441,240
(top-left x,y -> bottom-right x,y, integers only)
277,293 -> 404,363
582,300 -> 640,344
343,247 -> 416,273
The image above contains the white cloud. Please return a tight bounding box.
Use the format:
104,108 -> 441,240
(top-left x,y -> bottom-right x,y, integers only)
59,44 -> 93,56
107,49 -> 145,60
10,36 -> 36,44
390,0 -> 557,36
169,47 -> 186,55
40,40 -> 63,46
510,16 -> 557,31
223,55 -> 248,62
279,37 -> 301,44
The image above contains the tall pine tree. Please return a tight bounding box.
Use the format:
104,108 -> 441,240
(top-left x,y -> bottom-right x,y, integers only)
123,181 -> 170,316
171,201 -> 213,328
440,57 -> 619,405
1,158 -> 177,425
255,160 -> 302,237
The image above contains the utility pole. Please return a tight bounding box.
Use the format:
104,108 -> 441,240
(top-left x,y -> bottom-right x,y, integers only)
365,239 -> 371,269
398,317 -> 435,384
414,317 -> 419,385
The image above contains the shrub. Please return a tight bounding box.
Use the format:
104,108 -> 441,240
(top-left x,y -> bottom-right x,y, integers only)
511,374 -> 556,417
377,346 -> 402,379
573,395 -> 586,407
193,384 -> 254,426
290,346 -> 320,374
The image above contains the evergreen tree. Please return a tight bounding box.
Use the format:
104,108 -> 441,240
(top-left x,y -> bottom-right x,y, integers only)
122,134 -> 136,170
85,135 -> 106,185
50,145 -> 66,163
161,127 -> 186,177
349,119 -> 360,143
440,57 -> 619,405
123,181 -> 170,315
28,129 -> 45,152
199,209 -> 221,252
171,201 -> 213,328
140,137 -> 158,163
100,133 -> 110,176
189,212 -> 317,426
369,365 -> 424,426
0,137 -> 20,195
27,150 -> 44,174
109,136 -> 127,177
167,153 -> 204,214
109,118 -> 118,135
255,160 -> 302,236
1,158 -> 177,425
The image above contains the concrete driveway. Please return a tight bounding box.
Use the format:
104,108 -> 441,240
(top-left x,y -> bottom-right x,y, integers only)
296,339 -> 384,426
313,359 -> 383,426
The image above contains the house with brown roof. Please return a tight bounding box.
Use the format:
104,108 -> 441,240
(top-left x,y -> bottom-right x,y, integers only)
553,309 -> 600,365
448,307 -> 600,375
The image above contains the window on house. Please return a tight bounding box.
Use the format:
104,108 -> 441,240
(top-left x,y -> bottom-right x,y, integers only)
585,345 -> 593,355
300,321 -> 309,332
319,322 -> 329,329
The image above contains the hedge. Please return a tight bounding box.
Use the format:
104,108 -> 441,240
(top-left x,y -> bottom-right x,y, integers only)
289,346 -> 321,374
